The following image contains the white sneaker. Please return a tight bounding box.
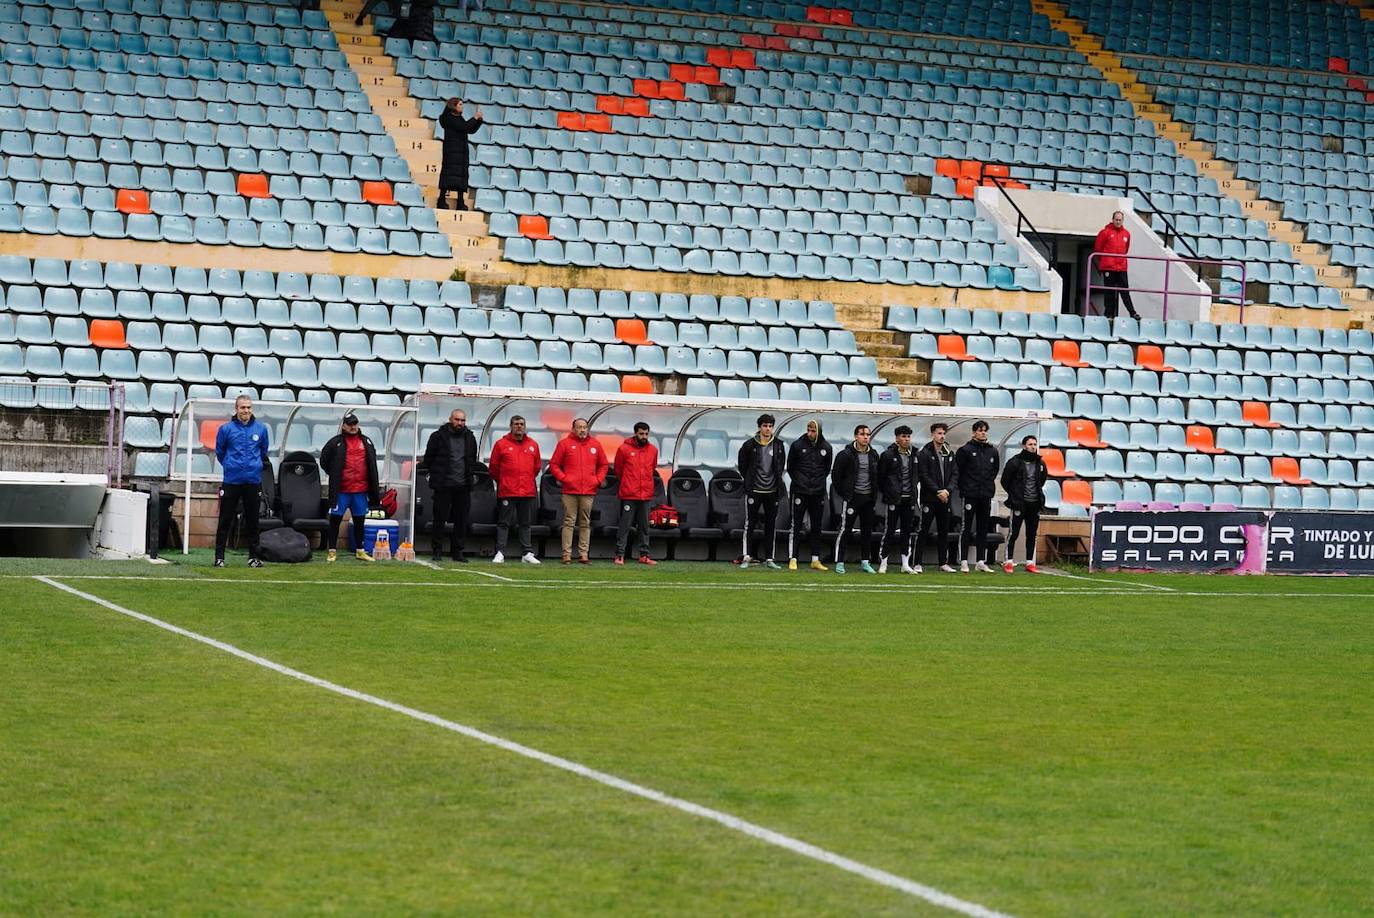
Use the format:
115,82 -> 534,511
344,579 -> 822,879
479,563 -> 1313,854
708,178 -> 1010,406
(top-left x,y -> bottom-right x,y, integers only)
975,561 -> 993,573
521,552 -> 541,565
959,561 -> 969,573
909,564 -> 923,574
901,563 -> 917,574
492,551 -> 505,564
940,564 -> 956,573
877,558 -> 888,574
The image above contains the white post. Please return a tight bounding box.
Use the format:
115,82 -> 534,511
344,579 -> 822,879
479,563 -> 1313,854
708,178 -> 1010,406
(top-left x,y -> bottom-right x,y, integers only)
182,403 -> 195,555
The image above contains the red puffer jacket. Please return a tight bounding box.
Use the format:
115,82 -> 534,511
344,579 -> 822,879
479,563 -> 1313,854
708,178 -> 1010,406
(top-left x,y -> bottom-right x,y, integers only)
548,434 -> 608,496
614,436 -> 659,500
488,433 -> 541,498
1093,223 -> 1131,272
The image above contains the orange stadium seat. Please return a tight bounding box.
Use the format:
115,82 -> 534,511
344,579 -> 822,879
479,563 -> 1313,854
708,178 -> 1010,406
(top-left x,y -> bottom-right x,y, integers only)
361,181 -> 394,205
1062,479 -> 1093,508
1185,425 -> 1224,454
805,6 -> 828,21
556,111 -> 586,130
237,173 -> 269,198
1052,340 -> 1087,367
658,81 -> 685,100
706,48 -> 731,67
954,177 -> 977,198
729,49 -> 756,68
1242,401 -> 1280,428
115,189 -> 150,215
1068,419 -> 1107,448
633,79 -> 661,98
597,95 -> 625,114
830,8 -> 853,24
959,161 -> 983,181
669,63 -> 694,82
199,419 -> 220,450
89,319 -> 127,349
1329,56 -> 1349,73
620,375 -> 654,394
518,215 -> 552,239
935,158 -> 960,179
623,97 -> 649,116
1040,447 -> 1072,478
936,334 -> 973,360
983,163 -> 1009,178
693,65 -> 721,85
1136,344 -> 1171,371
1272,457 -> 1312,485
615,318 -> 649,345
584,113 -> 613,133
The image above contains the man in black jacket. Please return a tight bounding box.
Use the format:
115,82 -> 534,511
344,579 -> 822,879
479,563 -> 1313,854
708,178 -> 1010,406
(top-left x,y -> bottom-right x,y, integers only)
319,413 -> 381,563
785,419 -> 832,571
916,421 -> 959,572
1000,435 -> 1048,573
877,425 -> 919,574
955,420 -> 1001,573
422,408 -> 478,561
737,413 -> 787,569
830,424 -> 880,575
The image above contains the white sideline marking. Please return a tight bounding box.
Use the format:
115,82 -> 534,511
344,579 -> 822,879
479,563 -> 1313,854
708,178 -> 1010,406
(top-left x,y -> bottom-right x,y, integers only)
1039,568 -> 1176,592
15,573 -> 1374,600
36,575 -> 1012,918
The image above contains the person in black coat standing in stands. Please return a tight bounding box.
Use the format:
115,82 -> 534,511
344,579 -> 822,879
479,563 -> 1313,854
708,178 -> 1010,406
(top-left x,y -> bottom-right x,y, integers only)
437,98 -> 482,210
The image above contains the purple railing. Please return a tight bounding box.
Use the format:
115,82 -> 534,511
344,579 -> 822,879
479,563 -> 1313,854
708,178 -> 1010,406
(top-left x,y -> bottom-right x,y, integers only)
1086,252 -> 1247,321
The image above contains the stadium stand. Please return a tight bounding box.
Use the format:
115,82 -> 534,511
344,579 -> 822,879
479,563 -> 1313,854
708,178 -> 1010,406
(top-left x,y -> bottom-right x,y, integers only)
0,0 -> 450,256
2,0 -> 1373,545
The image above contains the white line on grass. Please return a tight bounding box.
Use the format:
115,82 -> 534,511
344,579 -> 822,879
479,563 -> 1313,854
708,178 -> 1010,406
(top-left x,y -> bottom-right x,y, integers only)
1038,568 -> 1176,592
20,573 -> 1173,597
35,575 -> 1013,918
16,573 -> 1373,600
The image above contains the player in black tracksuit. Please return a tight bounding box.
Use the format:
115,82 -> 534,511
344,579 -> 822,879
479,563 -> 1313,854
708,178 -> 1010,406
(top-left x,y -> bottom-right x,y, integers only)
786,419 -> 832,570
830,424 -> 881,574
916,421 -> 959,571
954,420 -> 1001,571
737,413 -> 787,568
877,425 -> 919,574
1000,435 -> 1048,573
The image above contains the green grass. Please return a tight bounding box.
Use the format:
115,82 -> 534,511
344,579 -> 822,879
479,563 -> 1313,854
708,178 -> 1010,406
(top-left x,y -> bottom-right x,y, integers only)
3,555 -> 1373,915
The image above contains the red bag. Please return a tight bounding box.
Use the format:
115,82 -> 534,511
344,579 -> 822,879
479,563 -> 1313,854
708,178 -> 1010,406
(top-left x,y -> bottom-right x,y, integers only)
380,487 -> 397,518
648,504 -> 679,529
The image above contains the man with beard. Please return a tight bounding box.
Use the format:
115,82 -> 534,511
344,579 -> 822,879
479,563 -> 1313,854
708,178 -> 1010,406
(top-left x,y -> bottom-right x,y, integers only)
786,419 -> 832,571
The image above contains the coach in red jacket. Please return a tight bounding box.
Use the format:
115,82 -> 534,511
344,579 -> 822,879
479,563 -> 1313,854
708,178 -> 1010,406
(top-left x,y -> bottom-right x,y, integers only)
1092,210 -> 1139,320
548,417 -> 608,564
487,415 -> 541,564
613,422 -> 659,566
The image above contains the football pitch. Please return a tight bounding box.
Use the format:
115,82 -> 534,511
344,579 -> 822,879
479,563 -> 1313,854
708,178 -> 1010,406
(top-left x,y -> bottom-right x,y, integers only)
3,556 -> 1371,916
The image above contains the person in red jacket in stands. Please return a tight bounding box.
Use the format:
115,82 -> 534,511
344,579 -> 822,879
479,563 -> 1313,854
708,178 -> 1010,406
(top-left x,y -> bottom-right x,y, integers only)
613,421 -> 659,566
487,415 -> 541,564
548,417 -> 608,564
1093,210 -> 1139,320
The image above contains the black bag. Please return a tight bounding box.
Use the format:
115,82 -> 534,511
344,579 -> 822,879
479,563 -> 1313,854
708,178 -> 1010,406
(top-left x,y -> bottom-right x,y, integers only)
258,527 -> 312,564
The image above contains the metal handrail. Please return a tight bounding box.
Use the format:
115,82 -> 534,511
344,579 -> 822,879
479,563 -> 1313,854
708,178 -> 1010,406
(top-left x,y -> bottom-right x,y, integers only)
1085,251 -> 1247,321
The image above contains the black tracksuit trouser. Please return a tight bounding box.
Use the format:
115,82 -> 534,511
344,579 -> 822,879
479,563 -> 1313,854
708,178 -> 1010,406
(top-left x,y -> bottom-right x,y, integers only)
834,491 -> 877,564
788,492 -> 825,560
430,485 -> 470,558
744,490 -> 780,561
961,495 -> 995,564
215,483 -> 261,560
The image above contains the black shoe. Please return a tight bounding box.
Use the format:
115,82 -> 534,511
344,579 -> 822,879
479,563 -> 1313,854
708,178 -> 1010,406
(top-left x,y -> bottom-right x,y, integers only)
431,552 -> 443,562
248,558 -> 263,568
453,555 -> 468,563
213,558 -> 225,568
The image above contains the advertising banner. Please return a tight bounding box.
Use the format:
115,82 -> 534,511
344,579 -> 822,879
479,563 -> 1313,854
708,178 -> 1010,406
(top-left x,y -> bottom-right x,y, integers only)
1267,512 -> 1374,575
1090,511 -> 1268,573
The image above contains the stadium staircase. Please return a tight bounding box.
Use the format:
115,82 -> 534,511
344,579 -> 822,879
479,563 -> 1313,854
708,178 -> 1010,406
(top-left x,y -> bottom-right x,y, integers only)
318,0 -> 518,284
1031,0 -> 1372,326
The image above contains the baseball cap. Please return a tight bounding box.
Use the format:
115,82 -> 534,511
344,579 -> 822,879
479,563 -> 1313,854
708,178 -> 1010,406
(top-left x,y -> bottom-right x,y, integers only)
342,413 -> 359,424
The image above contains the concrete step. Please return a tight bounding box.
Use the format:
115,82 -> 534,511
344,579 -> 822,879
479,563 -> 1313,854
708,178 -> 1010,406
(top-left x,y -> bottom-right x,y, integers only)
1317,265 -> 1353,287
861,342 -> 906,359
851,329 -> 896,346
1292,242 -> 1326,258
874,358 -> 928,385
895,384 -> 946,405
834,304 -> 885,326
1340,287 -> 1372,304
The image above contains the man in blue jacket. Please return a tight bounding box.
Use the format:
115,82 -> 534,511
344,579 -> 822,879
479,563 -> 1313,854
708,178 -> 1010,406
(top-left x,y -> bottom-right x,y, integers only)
214,394 -> 270,568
